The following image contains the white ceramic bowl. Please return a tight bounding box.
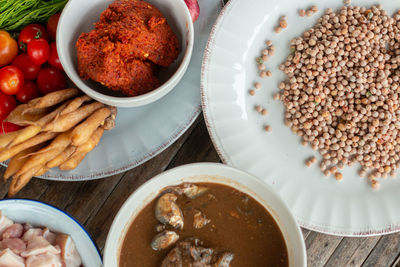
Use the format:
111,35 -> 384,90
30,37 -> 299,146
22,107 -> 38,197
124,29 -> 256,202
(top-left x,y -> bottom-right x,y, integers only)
57,0 -> 194,107
0,199 -> 102,267
103,163 -> 306,266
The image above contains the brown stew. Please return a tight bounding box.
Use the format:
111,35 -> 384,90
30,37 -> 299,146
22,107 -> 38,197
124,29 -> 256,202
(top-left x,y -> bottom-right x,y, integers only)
119,183 -> 288,266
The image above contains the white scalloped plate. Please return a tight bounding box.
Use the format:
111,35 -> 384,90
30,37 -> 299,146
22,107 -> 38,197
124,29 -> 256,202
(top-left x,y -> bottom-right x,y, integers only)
201,0 -> 400,236
1,0 -> 222,181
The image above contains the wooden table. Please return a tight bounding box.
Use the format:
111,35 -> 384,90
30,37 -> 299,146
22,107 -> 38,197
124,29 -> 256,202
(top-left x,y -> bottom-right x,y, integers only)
2,2 -> 400,267
1,117 -> 399,266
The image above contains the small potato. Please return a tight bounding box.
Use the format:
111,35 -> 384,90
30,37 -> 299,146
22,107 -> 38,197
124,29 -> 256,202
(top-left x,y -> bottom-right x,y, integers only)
7,125 -> 41,148
15,148 -> 64,177
102,106 -> 117,130
34,130 -> 72,155
5,105 -> 48,126
4,145 -> 44,180
59,128 -> 104,170
60,95 -> 92,115
35,101 -> 71,128
0,131 -> 19,151
0,132 -> 57,162
43,102 -> 104,132
59,152 -> 87,171
8,165 -> 43,197
35,166 -> 50,177
24,88 -> 80,111
71,107 -> 111,146
46,146 -> 76,169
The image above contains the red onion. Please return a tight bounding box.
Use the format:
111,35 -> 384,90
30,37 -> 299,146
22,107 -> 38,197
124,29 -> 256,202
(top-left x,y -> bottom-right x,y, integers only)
184,0 -> 200,22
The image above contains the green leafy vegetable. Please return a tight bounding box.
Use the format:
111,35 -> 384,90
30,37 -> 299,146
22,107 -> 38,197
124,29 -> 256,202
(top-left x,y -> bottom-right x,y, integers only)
0,0 -> 67,31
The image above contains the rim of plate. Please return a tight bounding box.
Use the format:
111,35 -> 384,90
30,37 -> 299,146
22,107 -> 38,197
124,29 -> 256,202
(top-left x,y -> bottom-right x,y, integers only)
0,198 -> 102,259
200,0 -> 400,237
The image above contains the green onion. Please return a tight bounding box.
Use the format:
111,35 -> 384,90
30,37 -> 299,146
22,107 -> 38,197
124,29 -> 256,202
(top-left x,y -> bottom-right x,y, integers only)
0,0 -> 68,31
366,91 -> 372,97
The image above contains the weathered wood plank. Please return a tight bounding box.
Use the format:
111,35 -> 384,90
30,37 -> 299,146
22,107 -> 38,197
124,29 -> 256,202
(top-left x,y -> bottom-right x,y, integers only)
306,232 -> 343,267
324,236 -> 380,267
362,233 -> 400,267
167,118 -> 220,168
302,228 -> 311,240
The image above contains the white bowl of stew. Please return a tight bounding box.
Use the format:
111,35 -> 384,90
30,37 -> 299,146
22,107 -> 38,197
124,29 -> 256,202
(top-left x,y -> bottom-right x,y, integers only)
103,163 -> 306,266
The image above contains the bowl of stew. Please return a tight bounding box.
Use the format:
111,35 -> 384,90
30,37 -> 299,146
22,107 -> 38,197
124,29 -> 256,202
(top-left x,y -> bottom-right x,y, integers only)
103,163 -> 306,267
57,0 -> 194,107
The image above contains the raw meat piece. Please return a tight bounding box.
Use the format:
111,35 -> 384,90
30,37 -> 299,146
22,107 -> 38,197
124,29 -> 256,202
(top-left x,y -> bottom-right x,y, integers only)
25,253 -> 62,267
21,236 -> 60,257
2,224 -> 23,239
0,238 -> 26,254
0,248 -> 25,267
0,212 -> 13,237
56,234 -> 82,267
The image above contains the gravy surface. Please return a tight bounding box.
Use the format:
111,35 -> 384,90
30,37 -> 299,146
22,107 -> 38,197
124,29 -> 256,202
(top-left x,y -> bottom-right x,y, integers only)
119,183 -> 288,266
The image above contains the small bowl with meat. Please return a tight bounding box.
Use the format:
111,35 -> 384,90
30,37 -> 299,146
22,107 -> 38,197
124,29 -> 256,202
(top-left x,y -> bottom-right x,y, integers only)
0,199 -> 102,267
57,0 -> 194,107
103,163 -> 306,267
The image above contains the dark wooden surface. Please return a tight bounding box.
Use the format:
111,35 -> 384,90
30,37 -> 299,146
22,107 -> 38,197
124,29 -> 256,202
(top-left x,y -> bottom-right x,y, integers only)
2,117 -> 400,266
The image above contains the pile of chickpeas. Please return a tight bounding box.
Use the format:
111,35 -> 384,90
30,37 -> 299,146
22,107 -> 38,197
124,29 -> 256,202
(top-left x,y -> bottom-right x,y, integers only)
279,5 -> 400,188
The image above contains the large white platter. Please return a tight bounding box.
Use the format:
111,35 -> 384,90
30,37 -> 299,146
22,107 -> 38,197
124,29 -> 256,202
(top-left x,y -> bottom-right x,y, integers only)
21,0 -> 222,181
201,0 -> 400,236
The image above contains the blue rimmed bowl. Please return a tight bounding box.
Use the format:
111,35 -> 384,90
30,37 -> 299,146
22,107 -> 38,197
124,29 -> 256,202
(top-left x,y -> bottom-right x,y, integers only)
0,199 -> 102,267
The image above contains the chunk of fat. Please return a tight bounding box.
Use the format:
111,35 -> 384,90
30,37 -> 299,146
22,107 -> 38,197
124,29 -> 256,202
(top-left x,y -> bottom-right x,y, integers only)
0,248 -> 25,267
56,234 -> 82,267
26,253 -> 62,267
21,236 -> 60,257
22,229 -> 43,242
0,212 -> 13,237
42,228 -> 57,246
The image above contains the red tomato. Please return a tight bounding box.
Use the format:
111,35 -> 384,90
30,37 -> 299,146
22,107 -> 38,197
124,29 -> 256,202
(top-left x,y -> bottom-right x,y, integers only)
0,121 -> 21,134
18,24 -> 49,51
0,92 -> 16,118
0,66 -> 24,95
47,13 -> 61,40
11,54 -> 41,81
16,82 -> 40,103
0,30 -> 18,67
36,67 -> 66,94
48,42 -> 63,70
27,38 -> 50,65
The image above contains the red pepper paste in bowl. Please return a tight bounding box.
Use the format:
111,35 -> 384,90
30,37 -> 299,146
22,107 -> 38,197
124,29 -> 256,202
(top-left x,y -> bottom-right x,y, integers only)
76,0 -> 180,96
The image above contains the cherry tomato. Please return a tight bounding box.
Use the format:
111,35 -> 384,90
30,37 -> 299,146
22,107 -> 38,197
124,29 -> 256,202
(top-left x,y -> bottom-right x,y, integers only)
36,67 -> 66,94
11,54 -> 41,81
48,42 -> 63,70
16,82 -> 40,103
27,38 -> 50,65
0,66 -> 24,95
0,121 -> 21,134
18,24 -> 49,51
0,92 -> 16,118
0,30 -> 18,67
47,13 -> 61,40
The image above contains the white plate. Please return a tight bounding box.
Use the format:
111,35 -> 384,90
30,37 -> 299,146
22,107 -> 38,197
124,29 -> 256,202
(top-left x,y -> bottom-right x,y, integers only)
0,199 -> 102,266
201,0 -> 400,236
3,0 -> 222,181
